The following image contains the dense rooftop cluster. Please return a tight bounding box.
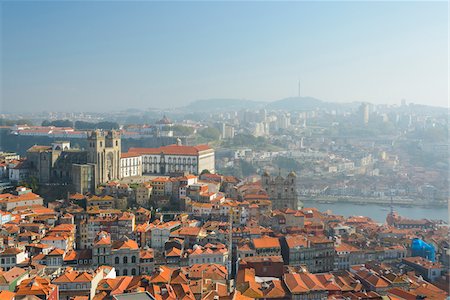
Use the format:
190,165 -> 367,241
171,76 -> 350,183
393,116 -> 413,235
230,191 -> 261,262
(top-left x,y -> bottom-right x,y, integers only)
0,169 -> 448,299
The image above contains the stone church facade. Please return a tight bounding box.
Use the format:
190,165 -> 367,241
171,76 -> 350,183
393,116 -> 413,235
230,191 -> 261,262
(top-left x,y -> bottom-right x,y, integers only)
87,130 -> 121,186
26,130 -> 122,193
261,171 -> 300,210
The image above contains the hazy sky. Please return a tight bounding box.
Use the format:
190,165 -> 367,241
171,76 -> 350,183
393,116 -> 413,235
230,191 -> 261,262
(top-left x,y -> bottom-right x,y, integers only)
1,1 -> 448,112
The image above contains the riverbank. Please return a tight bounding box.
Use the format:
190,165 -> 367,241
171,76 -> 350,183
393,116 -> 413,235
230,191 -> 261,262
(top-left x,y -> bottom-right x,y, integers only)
302,200 -> 449,223
301,195 -> 447,208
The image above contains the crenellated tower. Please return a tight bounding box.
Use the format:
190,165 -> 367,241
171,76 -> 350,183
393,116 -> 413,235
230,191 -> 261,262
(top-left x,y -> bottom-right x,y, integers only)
87,130 -> 121,186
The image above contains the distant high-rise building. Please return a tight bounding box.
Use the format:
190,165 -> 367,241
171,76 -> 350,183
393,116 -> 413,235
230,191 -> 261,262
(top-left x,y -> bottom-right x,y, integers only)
277,113 -> 290,130
220,123 -> 235,139
359,103 -> 369,125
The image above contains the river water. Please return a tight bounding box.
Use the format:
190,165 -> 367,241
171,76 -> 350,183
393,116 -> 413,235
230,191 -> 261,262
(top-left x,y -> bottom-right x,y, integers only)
302,201 -> 449,224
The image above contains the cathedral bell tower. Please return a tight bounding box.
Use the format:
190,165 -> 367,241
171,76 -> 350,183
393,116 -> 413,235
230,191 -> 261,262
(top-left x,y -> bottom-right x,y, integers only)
87,130 -> 121,186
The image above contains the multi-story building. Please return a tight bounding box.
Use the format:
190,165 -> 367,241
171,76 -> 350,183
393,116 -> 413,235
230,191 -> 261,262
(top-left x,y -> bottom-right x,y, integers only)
93,231 -> 112,267
139,249 -> 154,275
252,236 -> 281,257
52,267 -> 114,300
187,244 -> 229,265
403,256 -> 444,282
135,183 -> 152,208
72,163 -> 95,194
127,142 -> 214,175
281,235 -> 335,273
0,187 -> 43,211
150,221 -> 181,249
119,152 -> 142,178
0,248 -> 28,271
81,212 -> 135,249
335,242 -> 364,270
110,239 -> 140,276
150,177 -> 170,197
92,232 -> 141,276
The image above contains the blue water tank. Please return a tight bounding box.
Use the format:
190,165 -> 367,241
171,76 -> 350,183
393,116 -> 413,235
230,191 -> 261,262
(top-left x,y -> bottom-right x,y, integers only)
411,238 -> 435,262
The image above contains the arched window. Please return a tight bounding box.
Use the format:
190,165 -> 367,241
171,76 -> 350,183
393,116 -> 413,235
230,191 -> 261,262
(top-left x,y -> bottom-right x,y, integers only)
115,257 -> 119,264
123,269 -> 128,276
131,256 -> 136,263
131,268 -> 136,275
123,256 -> 128,264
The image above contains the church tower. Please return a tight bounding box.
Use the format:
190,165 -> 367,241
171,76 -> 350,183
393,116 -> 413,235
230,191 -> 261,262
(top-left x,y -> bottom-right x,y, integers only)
261,171 -> 300,210
87,130 -> 121,186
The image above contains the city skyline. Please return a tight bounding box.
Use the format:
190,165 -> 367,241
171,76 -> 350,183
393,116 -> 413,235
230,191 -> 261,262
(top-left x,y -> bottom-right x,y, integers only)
1,1 -> 448,112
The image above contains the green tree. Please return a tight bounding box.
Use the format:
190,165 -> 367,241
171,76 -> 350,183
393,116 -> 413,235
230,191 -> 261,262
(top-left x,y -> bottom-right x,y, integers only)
200,169 -> 211,175
199,127 -> 221,141
41,119 -> 73,127
20,176 -> 39,192
240,160 -> 256,177
0,118 -> 33,126
172,125 -> 195,136
274,157 -> 300,171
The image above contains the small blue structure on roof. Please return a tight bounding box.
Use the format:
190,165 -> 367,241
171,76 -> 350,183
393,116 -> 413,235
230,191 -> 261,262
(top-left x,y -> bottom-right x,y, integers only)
411,238 -> 435,262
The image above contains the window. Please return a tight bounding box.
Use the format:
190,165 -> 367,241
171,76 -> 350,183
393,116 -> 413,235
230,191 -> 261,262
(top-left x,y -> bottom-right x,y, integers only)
131,268 -> 136,275
131,256 -> 136,263
123,256 -> 128,264
123,269 -> 128,275
115,257 -> 119,264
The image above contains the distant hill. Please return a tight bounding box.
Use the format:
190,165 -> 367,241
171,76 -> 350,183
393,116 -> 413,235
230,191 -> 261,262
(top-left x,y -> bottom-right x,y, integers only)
184,98 -> 265,112
184,97 -> 364,113
266,96 -> 326,110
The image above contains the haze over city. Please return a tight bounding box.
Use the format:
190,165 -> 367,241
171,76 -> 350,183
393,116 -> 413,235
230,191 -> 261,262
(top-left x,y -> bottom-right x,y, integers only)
0,1 -> 450,299
1,1 -> 448,112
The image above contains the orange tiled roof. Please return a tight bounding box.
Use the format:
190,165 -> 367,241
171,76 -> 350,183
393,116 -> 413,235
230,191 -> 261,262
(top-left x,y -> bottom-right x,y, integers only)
253,236 -> 280,249
128,144 -> 212,156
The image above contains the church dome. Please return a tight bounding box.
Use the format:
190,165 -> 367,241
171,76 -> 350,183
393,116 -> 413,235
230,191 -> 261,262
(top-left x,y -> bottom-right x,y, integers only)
157,115 -> 172,125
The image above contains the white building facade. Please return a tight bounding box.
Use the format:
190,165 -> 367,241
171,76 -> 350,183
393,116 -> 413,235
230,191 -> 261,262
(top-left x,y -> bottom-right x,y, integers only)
127,144 -> 215,175
119,153 -> 142,178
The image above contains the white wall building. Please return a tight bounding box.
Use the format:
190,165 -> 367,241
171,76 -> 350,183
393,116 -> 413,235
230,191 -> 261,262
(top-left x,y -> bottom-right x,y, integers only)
150,221 -> 181,249
120,153 -> 142,178
127,143 -> 215,175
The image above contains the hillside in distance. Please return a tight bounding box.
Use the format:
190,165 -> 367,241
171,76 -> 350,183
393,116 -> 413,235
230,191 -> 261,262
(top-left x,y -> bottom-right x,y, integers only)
184,96 -> 355,112
184,99 -> 265,112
